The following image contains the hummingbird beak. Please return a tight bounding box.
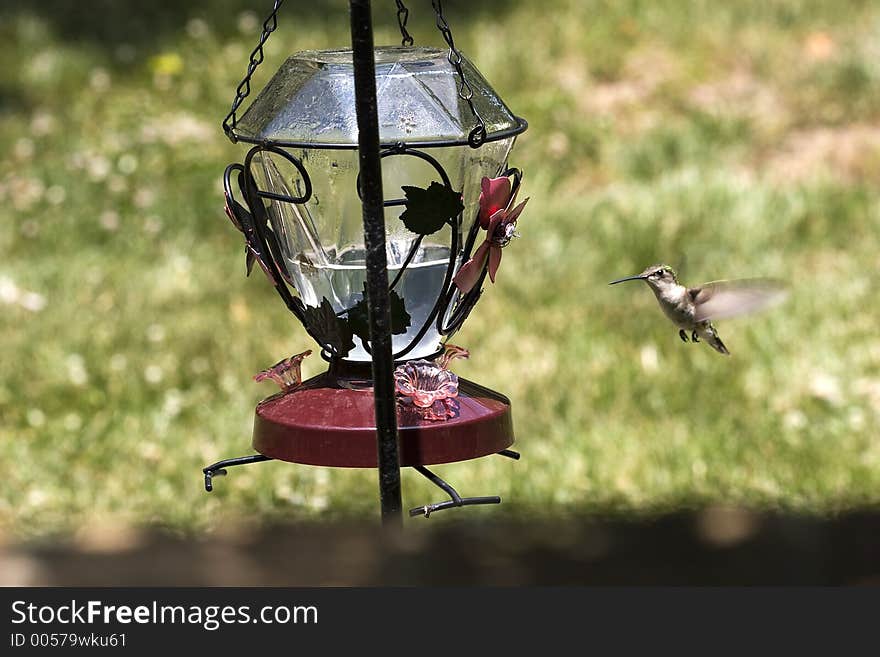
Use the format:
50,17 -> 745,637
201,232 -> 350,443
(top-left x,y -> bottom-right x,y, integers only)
608,274 -> 647,285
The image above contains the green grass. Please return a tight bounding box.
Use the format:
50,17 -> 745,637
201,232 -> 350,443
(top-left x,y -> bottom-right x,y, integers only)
2,0 -> 880,538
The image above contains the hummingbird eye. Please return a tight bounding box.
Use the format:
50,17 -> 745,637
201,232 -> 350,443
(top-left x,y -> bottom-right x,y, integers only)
654,270 -> 663,277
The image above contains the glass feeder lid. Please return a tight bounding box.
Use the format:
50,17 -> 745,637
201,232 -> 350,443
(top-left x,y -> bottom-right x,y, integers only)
233,46 -> 522,145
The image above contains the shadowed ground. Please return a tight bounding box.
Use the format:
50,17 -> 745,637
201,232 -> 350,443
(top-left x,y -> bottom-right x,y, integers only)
2,509 -> 878,586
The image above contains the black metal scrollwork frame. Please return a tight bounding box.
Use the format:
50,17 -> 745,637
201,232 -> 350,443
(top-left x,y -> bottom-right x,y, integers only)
223,149 -> 308,326
226,141 -> 523,363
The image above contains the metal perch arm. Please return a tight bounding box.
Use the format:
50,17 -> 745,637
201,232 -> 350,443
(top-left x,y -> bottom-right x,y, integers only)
203,454 -> 274,492
409,464 -> 501,518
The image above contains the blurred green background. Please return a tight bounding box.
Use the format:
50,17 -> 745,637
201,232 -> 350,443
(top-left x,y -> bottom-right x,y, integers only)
1,0 -> 879,540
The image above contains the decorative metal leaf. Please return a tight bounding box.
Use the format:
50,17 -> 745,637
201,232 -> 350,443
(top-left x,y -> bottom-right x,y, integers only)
399,182 -> 463,236
347,282 -> 411,346
302,298 -> 355,357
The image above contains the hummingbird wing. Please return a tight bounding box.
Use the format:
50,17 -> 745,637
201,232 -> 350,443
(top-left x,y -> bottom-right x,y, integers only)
689,278 -> 789,322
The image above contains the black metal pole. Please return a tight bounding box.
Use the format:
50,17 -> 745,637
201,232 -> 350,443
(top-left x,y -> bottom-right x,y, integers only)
349,0 -> 403,525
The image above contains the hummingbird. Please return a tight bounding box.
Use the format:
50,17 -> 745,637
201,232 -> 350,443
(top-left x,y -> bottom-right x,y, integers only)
608,264 -> 788,355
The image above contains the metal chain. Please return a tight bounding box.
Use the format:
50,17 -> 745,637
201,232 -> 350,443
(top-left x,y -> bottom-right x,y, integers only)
431,0 -> 487,148
222,0 -> 285,142
395,0 -> 414,46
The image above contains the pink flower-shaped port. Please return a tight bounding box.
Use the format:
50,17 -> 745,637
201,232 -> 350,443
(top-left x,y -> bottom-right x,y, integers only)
397,395 -> 459,422
394,360 -> 459,408
422,397 -> 460,421
254,349 -> 312,392
453,175 -> 529,294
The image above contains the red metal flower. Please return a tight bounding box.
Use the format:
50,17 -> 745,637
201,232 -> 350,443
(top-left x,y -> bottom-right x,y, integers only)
478,175 -> 514,228
453,175 -> 528,294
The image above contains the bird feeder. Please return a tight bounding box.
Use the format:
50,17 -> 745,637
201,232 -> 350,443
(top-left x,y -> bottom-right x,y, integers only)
202,0 -> 528,520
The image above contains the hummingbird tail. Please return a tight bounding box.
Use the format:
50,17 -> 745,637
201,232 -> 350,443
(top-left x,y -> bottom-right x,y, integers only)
699,323 -> 730,356
710,335 -> 730,355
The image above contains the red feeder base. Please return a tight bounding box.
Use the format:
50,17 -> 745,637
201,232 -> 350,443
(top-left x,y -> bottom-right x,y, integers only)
252,367 -> 514,468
